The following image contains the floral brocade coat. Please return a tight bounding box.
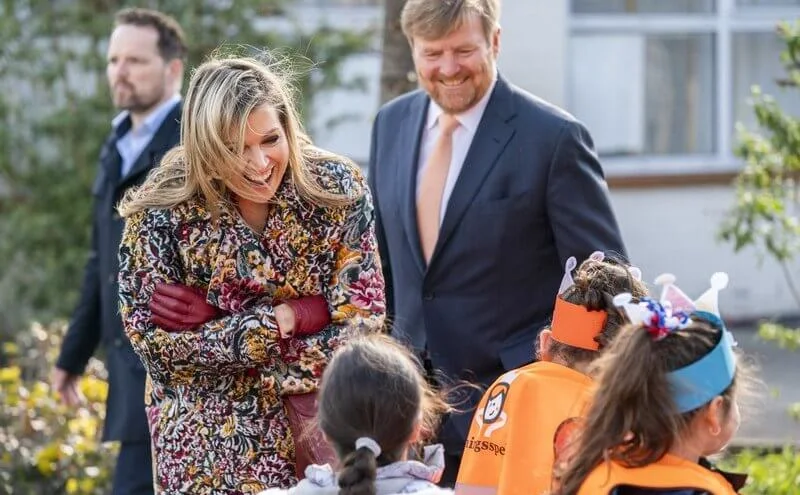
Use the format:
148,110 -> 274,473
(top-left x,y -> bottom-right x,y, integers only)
118,160 -> 386,494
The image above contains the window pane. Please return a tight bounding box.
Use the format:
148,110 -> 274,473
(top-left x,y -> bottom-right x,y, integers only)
737,0 -> 800,6
733,32 -> 800,139
572,0 -> 715,14
569,34 -> 716,156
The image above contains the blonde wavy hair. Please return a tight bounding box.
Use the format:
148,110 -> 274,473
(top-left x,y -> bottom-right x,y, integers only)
119,55 -> 359,218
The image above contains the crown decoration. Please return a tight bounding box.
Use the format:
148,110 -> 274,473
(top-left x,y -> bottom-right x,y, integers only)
654,273 -> 696,315
612,294 -> 691,341
613,272 -> 737,413
557,251 -> 642,295
552,251 -> 635,351
614,272 -> 730,336
557,256 -> 579,296
694,272 -> 729,315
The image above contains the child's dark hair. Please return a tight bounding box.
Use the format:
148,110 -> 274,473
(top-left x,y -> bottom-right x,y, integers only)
543,256 -> 649,366
316,334 -> 450,495
556,315 -> 742,495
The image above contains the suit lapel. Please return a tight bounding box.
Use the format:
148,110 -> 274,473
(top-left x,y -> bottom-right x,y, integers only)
398,92 -> 430,274
117,103 -> 181,190
429,77 -> 517,266
100,115 -> 132,188
99,135 -> 122,188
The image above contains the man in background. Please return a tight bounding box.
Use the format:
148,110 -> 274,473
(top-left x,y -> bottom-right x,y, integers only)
51,8 -> 186,494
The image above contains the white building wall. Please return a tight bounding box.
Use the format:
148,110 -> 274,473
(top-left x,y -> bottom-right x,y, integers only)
612,186 -> 800,321
497,0 -> 568,108
498,0 -> 569,106
309,52 -> 382,162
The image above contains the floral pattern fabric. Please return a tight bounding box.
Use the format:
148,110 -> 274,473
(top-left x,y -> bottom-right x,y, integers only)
118,160 -> 386,494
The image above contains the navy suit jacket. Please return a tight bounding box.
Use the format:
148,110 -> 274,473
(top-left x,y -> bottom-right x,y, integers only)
56,103 -> 181,443
367,75 -> 626,455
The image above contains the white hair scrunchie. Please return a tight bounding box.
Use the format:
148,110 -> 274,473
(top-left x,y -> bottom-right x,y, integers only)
354,437 -> 381,457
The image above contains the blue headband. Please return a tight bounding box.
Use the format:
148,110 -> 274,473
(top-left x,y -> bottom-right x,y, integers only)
667,315 -> 737,413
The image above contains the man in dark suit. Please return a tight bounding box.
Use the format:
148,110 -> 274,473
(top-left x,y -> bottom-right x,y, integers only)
367,0 -> 627,485
51,8 -> 186,494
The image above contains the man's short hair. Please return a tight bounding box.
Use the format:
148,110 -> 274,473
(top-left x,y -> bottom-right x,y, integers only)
401,0 -> 500,43
115,8 -> 188,61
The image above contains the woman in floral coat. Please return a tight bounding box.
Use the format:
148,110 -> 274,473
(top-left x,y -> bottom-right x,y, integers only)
117,56 -> 386,493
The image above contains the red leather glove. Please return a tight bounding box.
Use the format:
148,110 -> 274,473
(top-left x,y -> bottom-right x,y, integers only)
150,283 -> 223,331
281,295 -> 331,337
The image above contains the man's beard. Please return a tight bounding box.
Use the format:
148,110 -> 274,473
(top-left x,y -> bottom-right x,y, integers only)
431,88 -> 478,114
113,85 -> 164,114
117,96 -> 161,114
423,64 -> 493,114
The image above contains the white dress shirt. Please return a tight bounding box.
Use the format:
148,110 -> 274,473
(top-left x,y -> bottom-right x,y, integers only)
113,94 -> 181,177
415,73 -> 498,224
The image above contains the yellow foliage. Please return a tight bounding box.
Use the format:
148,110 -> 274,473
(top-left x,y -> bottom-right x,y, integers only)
34,443 -> 61,476
1,342 -> 19,357
79,376 -> 108,403
0,366 -> 22,384
1,320 -> 117,493
67,415 -> 98,439
65,478 -> 79,494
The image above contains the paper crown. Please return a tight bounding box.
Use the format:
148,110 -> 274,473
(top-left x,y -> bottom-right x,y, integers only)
613,272 -> 737,413
551,252 -> 641,351
557,251 -> 643,296
614,272 -> 730,329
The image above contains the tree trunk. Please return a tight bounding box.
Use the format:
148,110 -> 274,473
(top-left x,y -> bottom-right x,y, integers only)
379,0 -> 417,105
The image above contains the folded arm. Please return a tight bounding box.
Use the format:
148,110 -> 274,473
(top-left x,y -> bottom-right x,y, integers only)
277,180 -> 387,394
118,210 -> 284,387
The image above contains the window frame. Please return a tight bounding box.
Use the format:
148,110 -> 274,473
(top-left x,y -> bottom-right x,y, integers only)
568,0 -> 800,176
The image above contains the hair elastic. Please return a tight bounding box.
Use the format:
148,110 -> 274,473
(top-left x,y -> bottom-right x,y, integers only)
355,437 -> 382,457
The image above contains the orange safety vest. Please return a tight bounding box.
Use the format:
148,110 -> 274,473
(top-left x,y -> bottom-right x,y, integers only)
455,361 -> 593,495
577,454 -> 739,495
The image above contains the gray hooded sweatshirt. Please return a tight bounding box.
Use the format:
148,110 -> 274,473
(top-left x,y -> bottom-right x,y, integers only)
258,445 -> 452,495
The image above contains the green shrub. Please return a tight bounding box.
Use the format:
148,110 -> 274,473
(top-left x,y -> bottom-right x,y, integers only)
722,447 -> 800,494
0,321 -> 117,494
759,322 -> 800,351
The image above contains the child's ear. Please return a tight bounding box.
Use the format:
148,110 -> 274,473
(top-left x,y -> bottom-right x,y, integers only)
538,329 -> 554,361
703,396 -> 726,437
408,418 -> 423,444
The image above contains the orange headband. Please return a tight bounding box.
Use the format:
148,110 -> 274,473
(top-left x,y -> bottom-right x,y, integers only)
550,297 -> 608,351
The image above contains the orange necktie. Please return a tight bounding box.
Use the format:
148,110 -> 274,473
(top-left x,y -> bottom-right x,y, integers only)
417,114 -> 459,263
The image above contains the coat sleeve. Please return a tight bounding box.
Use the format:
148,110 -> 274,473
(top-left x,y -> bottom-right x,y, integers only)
324,179 -> 386,331
278,173 -> 387,395
56,218 -> 102,375
545,120 -> 628,264
118,209 -> 286,387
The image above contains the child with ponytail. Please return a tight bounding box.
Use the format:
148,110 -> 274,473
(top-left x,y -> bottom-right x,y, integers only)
455,252 -> 648,495
260,333 -> 453,495
557,273 -> 750,495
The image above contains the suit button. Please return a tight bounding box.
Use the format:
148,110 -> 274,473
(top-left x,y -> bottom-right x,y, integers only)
113,338 -> 123,347
113,212 -> 121,221
108,274 -> 115,284
423,292 -> 435,301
